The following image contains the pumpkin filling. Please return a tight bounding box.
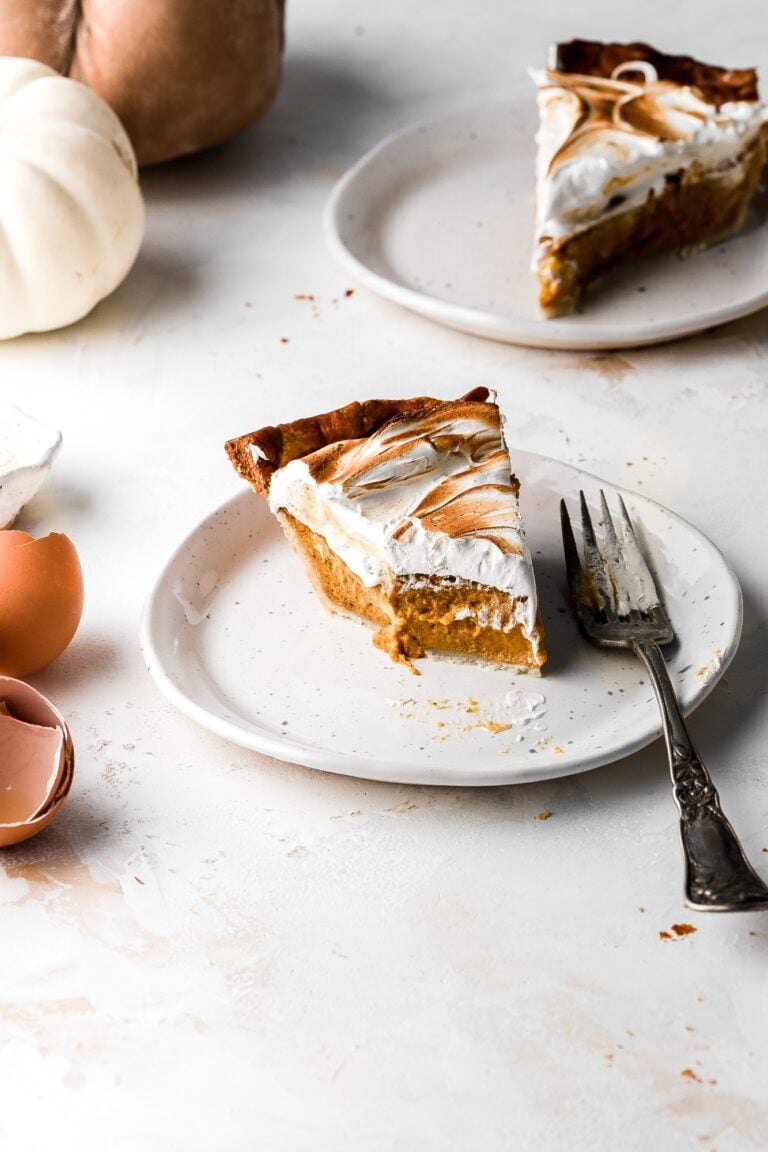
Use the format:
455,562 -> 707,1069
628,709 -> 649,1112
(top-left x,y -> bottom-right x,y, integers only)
537,141 -> 766,316
278,509 -> 543,671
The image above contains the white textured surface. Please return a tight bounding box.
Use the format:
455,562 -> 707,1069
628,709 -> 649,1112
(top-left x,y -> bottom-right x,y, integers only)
2,2 -> 768,1149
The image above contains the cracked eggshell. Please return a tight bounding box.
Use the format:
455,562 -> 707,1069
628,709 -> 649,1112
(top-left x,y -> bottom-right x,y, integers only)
0,403 -> 62,528
0,57 -> 145,340
0,530 -> 84,677
0,676 -> 74,848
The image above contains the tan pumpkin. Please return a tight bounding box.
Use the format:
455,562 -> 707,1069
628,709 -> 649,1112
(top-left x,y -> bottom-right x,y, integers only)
0,0 -> 285,165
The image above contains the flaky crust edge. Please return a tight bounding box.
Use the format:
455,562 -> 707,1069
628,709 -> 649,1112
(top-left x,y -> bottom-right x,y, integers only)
554,39 -> 759,103
225,387 -> 491,498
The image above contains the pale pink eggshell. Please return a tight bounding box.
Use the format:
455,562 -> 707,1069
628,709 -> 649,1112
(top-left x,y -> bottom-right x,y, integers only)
0,676 -> 74,848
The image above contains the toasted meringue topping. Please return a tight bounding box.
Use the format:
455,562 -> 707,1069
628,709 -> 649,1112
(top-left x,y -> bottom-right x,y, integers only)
264,397 -> 540,640
532,59 -> 767,246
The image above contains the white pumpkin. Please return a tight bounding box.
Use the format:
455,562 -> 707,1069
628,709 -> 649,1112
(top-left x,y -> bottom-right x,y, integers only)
0,57 -> 144,339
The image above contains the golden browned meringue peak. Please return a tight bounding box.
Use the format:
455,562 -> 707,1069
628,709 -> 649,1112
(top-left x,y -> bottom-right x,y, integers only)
298,397 -> 524,555
532,47 -> 767,245
266,395 -> 540,638
541,66 -> 746,176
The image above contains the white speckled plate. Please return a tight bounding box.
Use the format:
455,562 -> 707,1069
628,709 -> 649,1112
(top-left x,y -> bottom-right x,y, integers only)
324,101 -> 768,351
140,451 -> 741,786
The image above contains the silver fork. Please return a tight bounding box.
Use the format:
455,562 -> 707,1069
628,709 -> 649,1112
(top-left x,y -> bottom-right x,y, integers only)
561,490 -> 768,913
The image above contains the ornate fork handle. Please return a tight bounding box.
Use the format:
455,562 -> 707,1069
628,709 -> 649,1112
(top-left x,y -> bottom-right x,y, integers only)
634,640 -> 768,912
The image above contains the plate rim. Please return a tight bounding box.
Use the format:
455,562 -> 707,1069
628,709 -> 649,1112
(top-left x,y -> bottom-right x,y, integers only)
140,452 -> 743,787
323,98 -> 768,352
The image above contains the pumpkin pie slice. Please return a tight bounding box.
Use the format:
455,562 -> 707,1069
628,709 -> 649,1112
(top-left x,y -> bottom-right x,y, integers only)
532,39 -> 768,316
225,388 -> 546,673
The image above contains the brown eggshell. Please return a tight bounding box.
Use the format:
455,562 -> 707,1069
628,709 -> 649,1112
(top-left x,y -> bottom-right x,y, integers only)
0,676 -> 74,848
0,531 -> 84,677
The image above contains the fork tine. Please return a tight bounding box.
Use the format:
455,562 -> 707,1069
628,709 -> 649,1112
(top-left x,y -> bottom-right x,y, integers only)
615,493 -> 663,613
560,499 -> 583,593
579,491 -> 613,608
616,494 -> 639,542
616,494 -> 653,578
579,490 -> 598,551
599,489 -> 619,548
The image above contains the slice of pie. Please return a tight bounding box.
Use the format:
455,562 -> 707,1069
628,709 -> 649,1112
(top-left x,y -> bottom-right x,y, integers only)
531,39 -> 768,316
225,388 -> 546,673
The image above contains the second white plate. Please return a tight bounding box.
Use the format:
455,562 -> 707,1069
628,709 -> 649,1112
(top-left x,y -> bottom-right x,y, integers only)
324,100 -> 768,350
141,451 -> 742,786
